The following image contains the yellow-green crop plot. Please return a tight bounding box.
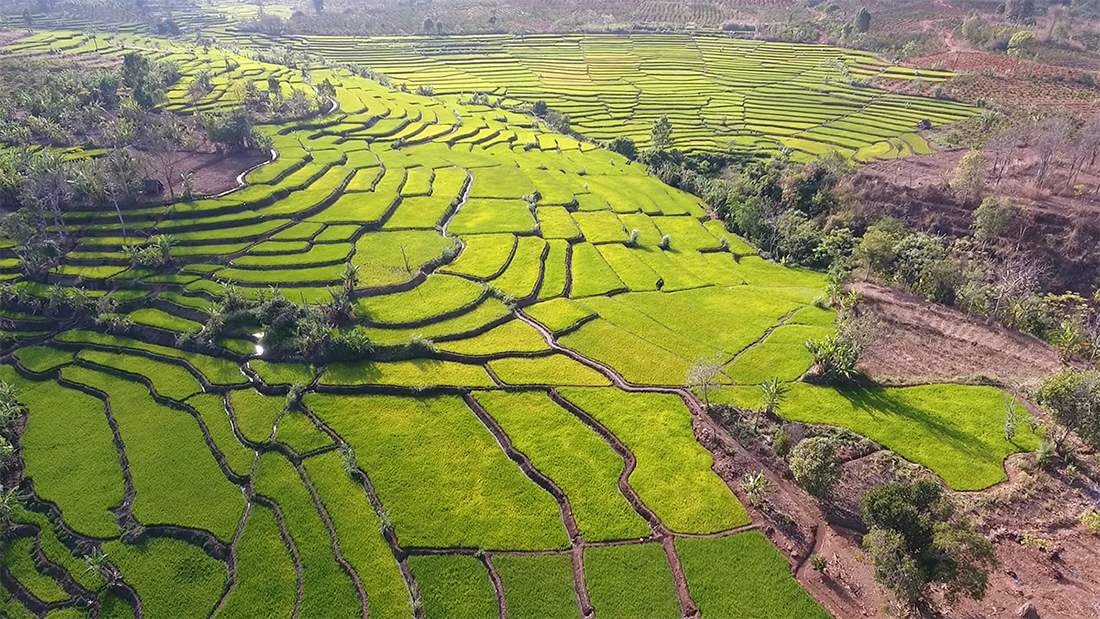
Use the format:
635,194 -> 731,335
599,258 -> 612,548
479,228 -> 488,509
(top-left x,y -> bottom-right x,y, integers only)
281,33 -> 978,161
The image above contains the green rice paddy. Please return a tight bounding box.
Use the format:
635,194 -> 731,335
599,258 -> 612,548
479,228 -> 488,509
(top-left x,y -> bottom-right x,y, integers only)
0,27 -> 1022,619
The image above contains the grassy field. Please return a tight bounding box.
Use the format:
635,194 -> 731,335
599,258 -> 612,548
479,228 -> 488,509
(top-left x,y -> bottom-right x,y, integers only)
0,27 -> 1017,619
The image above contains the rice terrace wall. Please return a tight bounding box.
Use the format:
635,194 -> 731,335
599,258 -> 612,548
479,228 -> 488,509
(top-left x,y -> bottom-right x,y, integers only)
0,22 -> 1034,619
280,33 -> 977,159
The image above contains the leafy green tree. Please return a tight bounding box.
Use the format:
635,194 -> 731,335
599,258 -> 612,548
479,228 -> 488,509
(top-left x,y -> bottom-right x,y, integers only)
202,108 -> 271,153
864,528 -> 923,603
760,377 -> 789,415
952,148 -> 986,201
608,137 -> 638,160
651,115 -> 673,151
862,479 -> 996,605
788,436 -> 841,498
1035,369 -> 1100,449
971,197 -> 1017,242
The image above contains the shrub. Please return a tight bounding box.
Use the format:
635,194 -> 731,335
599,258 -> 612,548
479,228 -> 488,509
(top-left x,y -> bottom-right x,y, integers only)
0,436 -> 12,468
1034,438 -> 1057,468
805,334 -> 860,383
0,487 -> 27,534
0,382 -> 22,433
1081,509 -> 1100,535
739,470 -> 768,507
771,425 -> 792,456
788,436 -> 841,498
810,554 -> 828,572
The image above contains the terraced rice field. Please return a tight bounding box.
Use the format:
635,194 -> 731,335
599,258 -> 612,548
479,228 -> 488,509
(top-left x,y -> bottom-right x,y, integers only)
273,33 -> 977,160
0,29 -> 1024,619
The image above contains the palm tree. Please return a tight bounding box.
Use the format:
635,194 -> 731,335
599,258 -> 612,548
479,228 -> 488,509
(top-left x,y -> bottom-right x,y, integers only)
759,377 -> 789,415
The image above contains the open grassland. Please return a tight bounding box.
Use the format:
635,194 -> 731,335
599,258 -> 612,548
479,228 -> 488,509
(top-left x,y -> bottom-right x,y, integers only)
0,28 -> 1024,619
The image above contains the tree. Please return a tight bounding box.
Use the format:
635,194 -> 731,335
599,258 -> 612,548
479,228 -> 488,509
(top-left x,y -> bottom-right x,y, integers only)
267,75 -> 283,101
100,149 -> 143,240
137,113 -> 194,201
787,436 -> 841,498
961,15 -> 991,46
188,70 -> 214,103
651,115 -> 673,151
1035,369 -> 1100,449
1032,116 -> 1071,188
608,136 -> 638,160
22,8 -> 32,32
312,0 -> 324,14
971,197 -> 1017,243
423,17 -> 434,33
687,357 -> 724,410
760,377 -> 789,415
854,7 -> 872,33
1047,6 -> 1072,41
864,528 -> 924,604
201,109 -> 271,153
861,479 -> 996,605
951,148 -> 986,202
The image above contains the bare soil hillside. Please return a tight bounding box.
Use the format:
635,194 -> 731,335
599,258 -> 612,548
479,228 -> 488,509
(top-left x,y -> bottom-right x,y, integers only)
850,149 -> 1100,294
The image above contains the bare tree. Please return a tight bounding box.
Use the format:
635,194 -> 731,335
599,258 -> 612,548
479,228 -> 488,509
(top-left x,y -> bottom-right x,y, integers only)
1032,116 -> 1072,189
987,253 -> 1046,324
687,356 -> 725,410
137,114 -> 194,201
985,129 -> 1017,187
1065,114 -> 1100,190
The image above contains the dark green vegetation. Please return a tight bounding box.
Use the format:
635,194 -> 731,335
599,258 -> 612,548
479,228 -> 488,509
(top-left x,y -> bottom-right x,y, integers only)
861,480 -> 997,605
